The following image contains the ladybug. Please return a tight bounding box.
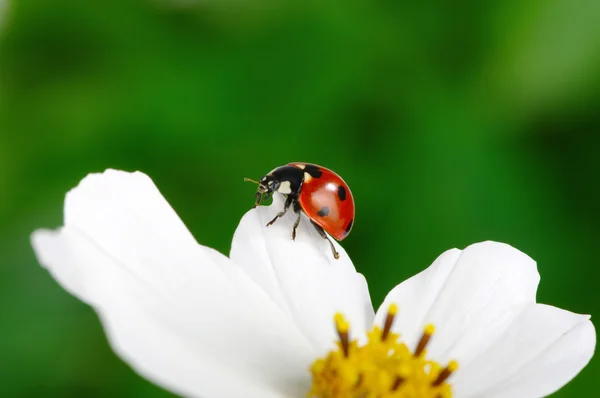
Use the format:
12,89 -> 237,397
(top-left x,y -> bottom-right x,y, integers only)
246,162 -> 354,259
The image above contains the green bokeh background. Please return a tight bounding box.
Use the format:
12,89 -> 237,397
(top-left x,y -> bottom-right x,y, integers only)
1,0 -> 599,397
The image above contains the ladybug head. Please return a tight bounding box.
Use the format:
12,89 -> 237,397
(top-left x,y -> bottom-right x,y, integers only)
251,175 -> 278,207
259,175 -> 280,193
246,165 -> 302,208
244,175 -> 279,208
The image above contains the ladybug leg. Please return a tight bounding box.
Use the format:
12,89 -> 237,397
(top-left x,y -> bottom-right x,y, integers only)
263,191 -> 273,203
253,192 -> 262,208
254,191 -> 274,208
266,195 -> 293,227
310,221 -> 340,260
291,213 -> 301,240
291,200 -> 302,240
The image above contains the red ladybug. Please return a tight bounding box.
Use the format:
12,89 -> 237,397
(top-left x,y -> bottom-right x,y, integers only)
246,162 -> 354,259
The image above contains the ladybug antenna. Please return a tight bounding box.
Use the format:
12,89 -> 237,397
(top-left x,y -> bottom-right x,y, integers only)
244,177 -> 260,185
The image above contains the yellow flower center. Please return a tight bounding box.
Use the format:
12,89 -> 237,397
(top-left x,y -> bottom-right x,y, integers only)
309,304 -> 458,398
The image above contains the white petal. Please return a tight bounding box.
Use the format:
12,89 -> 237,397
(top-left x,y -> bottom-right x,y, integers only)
454,304 -> 595,398
32,170 -> 314,398
230,194 -> 374,352
376,241 -> 595,397
373,247 -> 462,348
375,242 -> 540,361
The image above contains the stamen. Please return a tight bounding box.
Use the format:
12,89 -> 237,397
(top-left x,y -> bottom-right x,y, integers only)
310,313 -> 457,398
390,364 -> 410,391
334,313 -> 350,357
355,373 -> 363,388
381,303 -> 398,341
432,360 -> 459,387
414,324 -> 435,357
391,375 -> 405,391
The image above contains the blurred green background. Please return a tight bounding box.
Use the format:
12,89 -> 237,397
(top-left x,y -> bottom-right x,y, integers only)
1,0 -> 599,397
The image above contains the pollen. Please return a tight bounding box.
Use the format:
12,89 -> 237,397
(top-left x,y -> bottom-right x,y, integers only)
309,304 -> 458,398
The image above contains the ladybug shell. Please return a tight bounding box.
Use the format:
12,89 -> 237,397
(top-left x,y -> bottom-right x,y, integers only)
289,162 -> 355,241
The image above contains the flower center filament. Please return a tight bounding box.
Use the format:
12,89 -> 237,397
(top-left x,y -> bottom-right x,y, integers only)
309,304 -> 458,398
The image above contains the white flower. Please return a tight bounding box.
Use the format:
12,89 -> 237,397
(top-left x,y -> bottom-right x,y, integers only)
31,169 -> 595,398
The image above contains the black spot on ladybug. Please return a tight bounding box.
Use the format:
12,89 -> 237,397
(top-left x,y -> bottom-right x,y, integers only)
317,206 -> 330,217
304,164 -> 323,178
337,186 -> 347,201
344,219 -> 354,235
